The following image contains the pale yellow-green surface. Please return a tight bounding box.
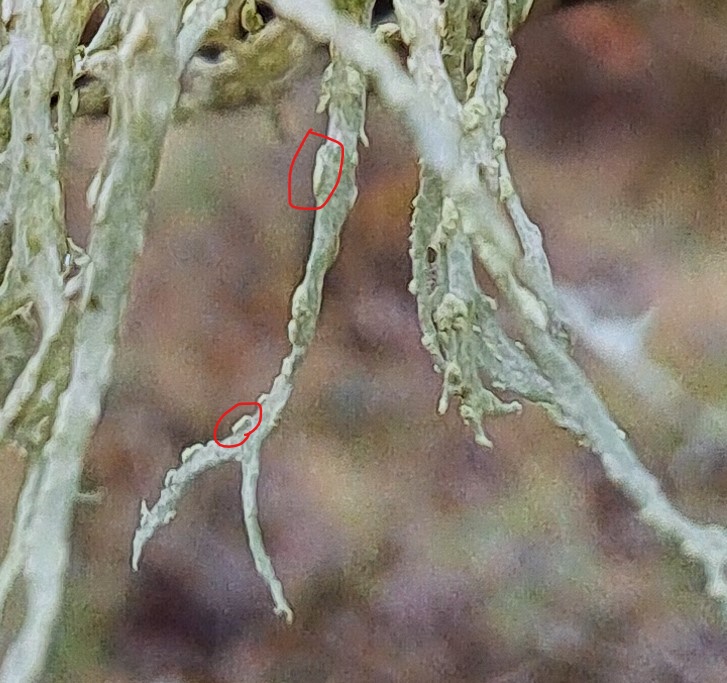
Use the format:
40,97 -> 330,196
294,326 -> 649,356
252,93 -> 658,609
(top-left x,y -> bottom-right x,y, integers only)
4,2 -> 727,681
24,52 -> 727,678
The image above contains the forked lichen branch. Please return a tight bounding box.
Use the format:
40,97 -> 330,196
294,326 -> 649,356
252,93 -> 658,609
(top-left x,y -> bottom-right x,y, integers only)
2,9 -> 727,683
132,0 -> 375,624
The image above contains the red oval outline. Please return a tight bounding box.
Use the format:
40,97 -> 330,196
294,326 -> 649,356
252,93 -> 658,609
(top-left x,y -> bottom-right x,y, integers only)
213,401 -> 263,449
288,128 -> 344,211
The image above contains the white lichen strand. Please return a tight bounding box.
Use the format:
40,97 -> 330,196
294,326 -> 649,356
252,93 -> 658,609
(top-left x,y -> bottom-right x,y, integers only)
470,1 -> 561,327
267,0 -> 727,620
0,20 -> 69,446
176,0 -> 231,76
439,0 -> 471,101
0,1 -> 182,681
408,165 -> 447,368
0,12 -> 725,683
132,430 -> 255,572
271,0 -> 462,181
132,6 -> 373,622
398,0 -> 527,445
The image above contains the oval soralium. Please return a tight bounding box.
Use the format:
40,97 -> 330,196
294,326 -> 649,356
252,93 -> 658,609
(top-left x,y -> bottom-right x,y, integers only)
213,401 -> 263,448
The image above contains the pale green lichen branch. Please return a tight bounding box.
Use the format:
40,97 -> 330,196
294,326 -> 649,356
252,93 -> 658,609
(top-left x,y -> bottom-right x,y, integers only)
440,0 -> 474,101
271,0 -> 727,620
472,0 -> 727,619
0,5 -> 96,644
177,0 -> 231,75
400,0 -> 523,444
271,0 -> 462,178
131,4 -> 373,622
399,0 -> 556,443
78,1 -> 311,119
408,167 -> 447,367
239,38 -> 369,621
520,320 -> 727,618
0,1 -> 183,680
0,6 -> 73,448
469,0 -> 559,321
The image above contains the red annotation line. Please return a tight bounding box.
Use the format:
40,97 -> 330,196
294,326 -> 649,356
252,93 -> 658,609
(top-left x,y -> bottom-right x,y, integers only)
288,128 -> 344,210
213,401 -> 263,449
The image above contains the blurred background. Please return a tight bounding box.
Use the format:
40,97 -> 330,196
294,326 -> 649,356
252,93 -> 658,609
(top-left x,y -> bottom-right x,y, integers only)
8,0 -> 727,680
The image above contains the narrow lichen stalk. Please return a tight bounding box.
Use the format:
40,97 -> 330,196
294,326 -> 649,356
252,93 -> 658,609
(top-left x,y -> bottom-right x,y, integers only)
408,167 -> 446,368
0,2 -> 182,680
469,0 -> 727,618
0,3 -> 74,445
0,0 -> 95,421
272,0 -> 462,177
440,0 -> 471,101
79,2 -> 311,119
176,0 -> 231,74
406,1 -> 552,432
0,0 -> 96,656
132,2 -> 373,622
270,0 -> 727,620
469,0 -> 559,322
399,0 -> 542,443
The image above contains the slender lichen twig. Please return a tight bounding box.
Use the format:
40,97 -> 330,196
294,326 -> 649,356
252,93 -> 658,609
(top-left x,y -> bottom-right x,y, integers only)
132,0 -> 374,622
269,0 -> 727,621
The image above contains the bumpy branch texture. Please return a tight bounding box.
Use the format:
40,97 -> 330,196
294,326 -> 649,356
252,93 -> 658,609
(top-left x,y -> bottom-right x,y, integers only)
128,0 -> 727,627
256,0 -> 727,619
0,1 -> 221,680
3,1 -> 727,681
0,1 -> 313,677
132,0 -> 376,624
75,0 -> 311,118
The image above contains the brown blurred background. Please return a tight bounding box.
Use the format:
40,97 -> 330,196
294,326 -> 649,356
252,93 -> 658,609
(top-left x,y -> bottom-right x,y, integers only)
8,0 -> 727,680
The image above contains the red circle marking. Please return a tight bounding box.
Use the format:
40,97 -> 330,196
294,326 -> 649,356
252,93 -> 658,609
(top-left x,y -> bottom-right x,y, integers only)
213,401 -> 263,449
288,128 -> 345,210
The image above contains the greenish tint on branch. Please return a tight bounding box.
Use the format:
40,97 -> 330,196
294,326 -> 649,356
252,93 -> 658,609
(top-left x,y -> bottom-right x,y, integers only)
2,6 -> 727,683
0,1 -> 203,680
132,0 -> 375,624
269,0 -> 727,623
